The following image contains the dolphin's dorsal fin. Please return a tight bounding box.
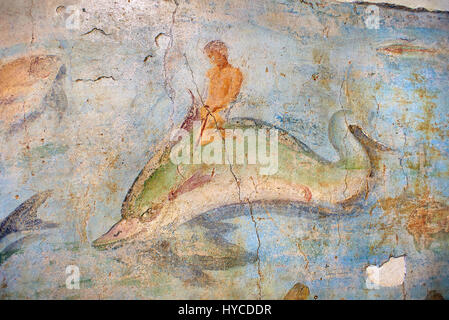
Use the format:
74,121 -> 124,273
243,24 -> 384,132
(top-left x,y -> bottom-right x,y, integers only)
228,117 -> 331,164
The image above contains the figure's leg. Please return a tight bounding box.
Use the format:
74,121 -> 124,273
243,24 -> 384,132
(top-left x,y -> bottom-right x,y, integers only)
200,111 -> 225,145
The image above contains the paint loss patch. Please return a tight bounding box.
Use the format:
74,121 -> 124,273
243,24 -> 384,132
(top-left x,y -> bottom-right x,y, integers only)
366,256 -> 406,288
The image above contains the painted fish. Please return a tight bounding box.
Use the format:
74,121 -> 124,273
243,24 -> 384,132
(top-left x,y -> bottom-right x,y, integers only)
93,109 -> 389,248
376,43 -> 437,57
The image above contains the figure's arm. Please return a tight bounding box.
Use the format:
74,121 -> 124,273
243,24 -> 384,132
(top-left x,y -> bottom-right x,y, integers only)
204,68 -> 216,109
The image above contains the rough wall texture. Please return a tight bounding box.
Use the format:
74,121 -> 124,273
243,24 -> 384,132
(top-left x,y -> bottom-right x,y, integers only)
0,0 -> 448,299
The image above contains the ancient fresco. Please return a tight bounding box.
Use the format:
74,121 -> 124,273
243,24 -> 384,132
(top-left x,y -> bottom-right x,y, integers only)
0,0 -> 448,299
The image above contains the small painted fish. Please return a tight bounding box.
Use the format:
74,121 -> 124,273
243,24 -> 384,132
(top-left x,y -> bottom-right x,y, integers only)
376,43 -> 437,57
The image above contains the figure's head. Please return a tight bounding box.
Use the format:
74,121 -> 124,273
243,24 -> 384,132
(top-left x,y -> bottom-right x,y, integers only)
204,40 -> 228,67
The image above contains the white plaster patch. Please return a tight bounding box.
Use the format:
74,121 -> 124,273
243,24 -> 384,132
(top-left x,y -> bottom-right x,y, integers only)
337,0 -> 449,12
366,256 -> 406,289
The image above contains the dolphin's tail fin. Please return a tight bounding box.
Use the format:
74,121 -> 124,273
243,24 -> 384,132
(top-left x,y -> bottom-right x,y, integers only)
348,124 -> 395,178
0,190 -> 56,240
22,218 -> 59,231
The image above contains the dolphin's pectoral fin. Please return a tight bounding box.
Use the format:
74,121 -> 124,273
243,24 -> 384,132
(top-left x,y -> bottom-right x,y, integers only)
168,170 -> 214,201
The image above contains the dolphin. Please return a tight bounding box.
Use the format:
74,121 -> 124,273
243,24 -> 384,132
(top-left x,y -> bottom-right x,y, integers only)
0,55 -> 63,132
0,190 -> 56,241
93,109 -> 390,248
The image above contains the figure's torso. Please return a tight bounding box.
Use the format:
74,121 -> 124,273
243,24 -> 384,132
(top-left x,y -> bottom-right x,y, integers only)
205,65 -> 242,110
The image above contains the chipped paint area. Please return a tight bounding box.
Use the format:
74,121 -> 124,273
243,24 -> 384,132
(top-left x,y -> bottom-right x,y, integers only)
338,0 -> 449,12
366,256 -> 406,288
0,0 -> 448,299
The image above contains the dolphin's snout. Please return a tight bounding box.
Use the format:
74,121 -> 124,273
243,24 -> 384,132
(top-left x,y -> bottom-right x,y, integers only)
92,217 -> 144,248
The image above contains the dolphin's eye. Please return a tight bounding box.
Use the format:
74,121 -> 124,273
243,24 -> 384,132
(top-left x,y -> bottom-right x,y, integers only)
113,231 -> 122,237
141,208 -> 152,217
